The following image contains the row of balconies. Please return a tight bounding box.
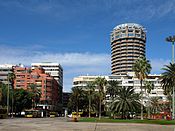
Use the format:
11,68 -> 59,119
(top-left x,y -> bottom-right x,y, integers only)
111,42 -> 145,49
112,53 -> 144,60
112,43 -> 145,49
112,44 -> 145,51
111,54 -> 143,61
112,67 -> 133,72
112,63 -> 135,68
111,37 -> 146,44
112,64 -> 133,68
111,50 -> 145,57
111,39 -> 145,46
111,54 -> 144,61
112,48 -> 145,54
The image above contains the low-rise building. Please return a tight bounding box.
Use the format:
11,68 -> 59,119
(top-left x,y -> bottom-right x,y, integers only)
73,73 -> 165,103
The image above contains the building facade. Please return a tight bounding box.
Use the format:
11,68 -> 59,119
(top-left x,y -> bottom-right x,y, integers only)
0,64 -> 15,85
14,66 -> 60,111
31,62 -> 63,87
31,62 -> 63,111
110,23 -> 146,75
73,74 -> 166,103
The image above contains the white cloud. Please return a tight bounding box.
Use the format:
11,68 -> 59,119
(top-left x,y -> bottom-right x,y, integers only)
0,45 -> 110,91
1,45 -> 172,91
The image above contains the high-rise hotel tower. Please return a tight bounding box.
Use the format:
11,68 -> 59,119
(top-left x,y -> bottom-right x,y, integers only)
110,23 -> 146,75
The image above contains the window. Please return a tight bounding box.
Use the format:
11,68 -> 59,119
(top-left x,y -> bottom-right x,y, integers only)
128,33 -> 134,37
121,34 -> 126,37
115,35 -> 119,38
128,29 -> 133,32
136,34 -> 141,37
31,75 -> 39,79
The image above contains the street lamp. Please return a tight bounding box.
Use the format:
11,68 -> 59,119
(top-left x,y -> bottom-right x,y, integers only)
166,35 -> 175,120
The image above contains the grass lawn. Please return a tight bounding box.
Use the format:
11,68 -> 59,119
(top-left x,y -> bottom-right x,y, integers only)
78,117 -> 175,125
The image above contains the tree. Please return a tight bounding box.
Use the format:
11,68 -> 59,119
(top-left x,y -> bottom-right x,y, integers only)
94,77 -> 107,119
161,63 -> 175,94
85,81 -> 95,118
133,56 -> 151,120
110,86 -> 141,119
161,63 -> 175,118
144,81 -> 154,119
106,80 -> 120,100
13,89 -> 33,113
7,72 -> 16,117
28,83 -> 41,109
106,80 -> 120,117
0,82 -> 8,106
150,97 -> 161,118
69,87 -> 83,117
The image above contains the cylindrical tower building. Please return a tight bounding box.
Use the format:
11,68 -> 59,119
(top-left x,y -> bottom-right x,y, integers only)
110,23 -> 146,75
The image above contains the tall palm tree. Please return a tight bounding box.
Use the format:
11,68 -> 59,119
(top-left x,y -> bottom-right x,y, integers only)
161,63 -> 175,119
144,81 -> 154,119
94,77 -> 107,119
85,81 -> 95,118
110,86 -> 141,119
7,72 -> 16,118
70,87 -> 83,117
133,56 -> 151,120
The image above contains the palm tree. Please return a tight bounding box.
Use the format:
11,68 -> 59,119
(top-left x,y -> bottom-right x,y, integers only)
161,63 -> 175,94
0,82 -> 7,106
150,97 -> 161,119
110,86 -> 141,119
133,56 -> 151,120
85,81 -> 95,118
161,63 -> 175,119
106,80 -> 120,117
69,87 -> 83,117
7,72 -> 16,118
144,81 -> 154,119
94,77 -> 107,119
28,83 -> 41,109
106,80 -> 120,100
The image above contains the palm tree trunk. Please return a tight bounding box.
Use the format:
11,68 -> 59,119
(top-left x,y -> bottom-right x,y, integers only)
99,98 -> 101,120
141,80 -> 143,120
11,88 -> 14,118
76,104 -> 78,117
148,93 -> 150,119
89,96 -> 91,118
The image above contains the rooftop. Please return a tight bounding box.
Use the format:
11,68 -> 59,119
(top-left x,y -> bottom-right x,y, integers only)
113,23 -> 145,30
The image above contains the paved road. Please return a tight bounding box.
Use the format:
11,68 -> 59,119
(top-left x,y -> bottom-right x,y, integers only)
0,117 -> 174,131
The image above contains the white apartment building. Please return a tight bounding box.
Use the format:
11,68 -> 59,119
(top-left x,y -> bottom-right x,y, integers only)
31,62 -> 63,87
73,73 -> 166,103
0,64 -> 15,85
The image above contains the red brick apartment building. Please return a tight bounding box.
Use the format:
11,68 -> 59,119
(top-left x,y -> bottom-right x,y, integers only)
14,66 -> 60,111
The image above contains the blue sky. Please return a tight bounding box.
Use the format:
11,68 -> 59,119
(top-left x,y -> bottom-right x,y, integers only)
0,0 -> 175,91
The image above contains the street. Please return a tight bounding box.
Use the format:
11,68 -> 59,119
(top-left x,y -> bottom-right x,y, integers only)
0,117 -> 174,131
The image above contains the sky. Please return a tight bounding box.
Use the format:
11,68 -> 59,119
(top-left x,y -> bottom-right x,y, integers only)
0,0 -> 175,92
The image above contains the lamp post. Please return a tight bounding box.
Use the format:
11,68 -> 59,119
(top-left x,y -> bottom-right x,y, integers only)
166,35 -> 175,120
